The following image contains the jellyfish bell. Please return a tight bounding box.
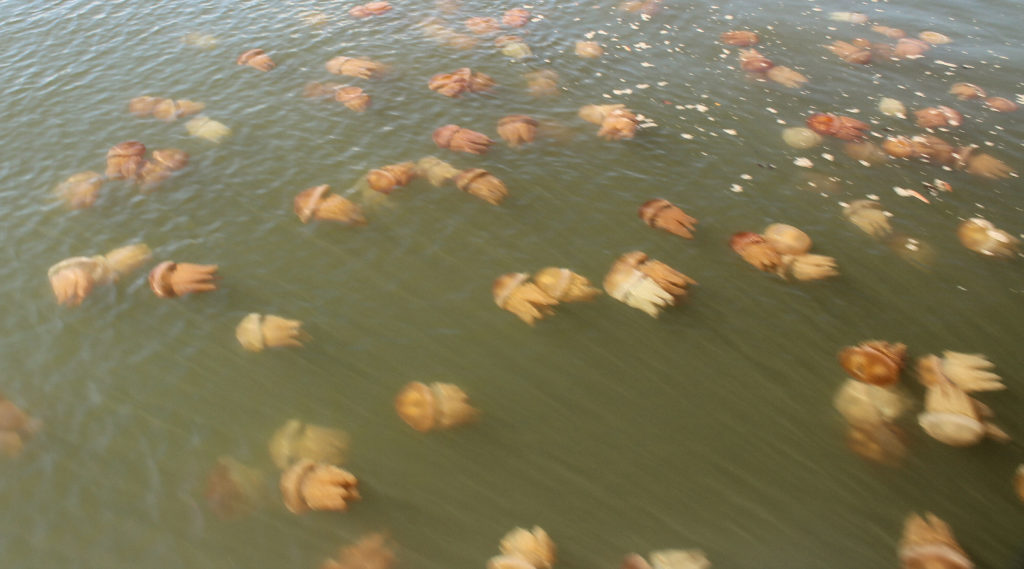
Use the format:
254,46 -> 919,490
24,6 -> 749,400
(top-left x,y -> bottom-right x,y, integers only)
465,17 -> 500,34
237,48 -> 275,71
730,232 -> 781,272
55,171 -> 104,209
762,223 -> 811,255
638,199 -> 698,239
918,31 -> 952,45
918,382 -> 1008,446
604,252 -> 694,317
294,185 -> 366,225
878,97 -> 907,117
956,148 -> 1015,179
838,340 -> 906,387
366,162 -> 417,194
235,313 -> 309,352
843,200 -> 892,238
894,38 -> 930,58
844,141 -> 889,165
738,48 -> 773,73
949,83 -> 985,100
646,550 -> 711,569
454,169 -> 507,205
148,261 -> 219,298
488,555 -> 537,569
129,95 -> 161,117
268,419 -> 349,470
914,106 -> 962,128
349,1 -> 391,18
916,352 -> 1004,392
719,30 -> 759,46
205,456 -> 266,520
415,156 -> 460,187
532,268 -> 601,302
525,69 -> 560,97
984,96 -> 1018,112
781,127 -> 822,149
325,56 -> 385,79
622,554 -> 654,569
956,218 -> 1020,258
280,458 -> 359,514
777,254 -> 839,281
185,116 -> 231,143
394,381 -> 478,432
493,273 -> 558,325
106,141 -> 146,179
428,70 -> 469,97
827,40 -> 872,64
502,8 -> 530,28
499,526 -> 556,569
497,115 -> 538,147
596,108 -> 639,140
899,513 -> 973,569
335,86 -> 370,112
575,41 -> 604,58
834,379 -> 909,426
152,148 -> 189,171
806,113 -> 869,141
871,25 -> 905,39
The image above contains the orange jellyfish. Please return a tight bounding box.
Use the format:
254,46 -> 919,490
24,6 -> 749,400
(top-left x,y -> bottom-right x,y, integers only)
838,340 -> 906,387
762,224 -> 810,255
268,419 -> 349,470
729,232 -> 780,272
48,243 -> 152,307
54,171 -> 104,209
738,48 -> 773,72
148,261 -> 219,298
826,40 -> 871,64
325,56 -> 385,79
845,422 -> 907,466
0,395 -> 42,458
805,113 -> 869,141
322,532 -> 397,569
366,162 -> 417,194
893,38 -> 930,58
335,86 -> 370,112
871,25 -> 905,39
918,382 -> 1009,446
953,146 -> 1015,179
294,185 -> 366,225
349,1 -> 391,18
433,125 -> 493,154
917,351 -> 1004,392
603,251 -> 696,317
532,268 -> 601,302
493,273 -> 558,325
956,218 -> 1019,258
984,97 -> 1018,112
949,83 -> 985,100
497,526 -> 556,569
765,65 -> 808,88
237,49 -> 275,71
428,67 -> 494,97
898,513 -> 973,569
395,381 -> 479,432
502,8 -> 530,28
454,169 -> 508,205
579,104 -> 638,140
833,379 -> 909,427
235,313 -> 309,352
205,456 -> 266,520
106,141 -> 146,180
138,148 -> 190,190
719,30 -> 758,46
1016,465 -> 1024,503
638,199 -> 698,239
914,106 -> 962,128
280,458 -> 360,514
497,115 -> 538,147
415,156 -> 460,187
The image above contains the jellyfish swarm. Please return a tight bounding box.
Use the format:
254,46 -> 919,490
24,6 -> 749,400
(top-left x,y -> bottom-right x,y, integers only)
394,381 -> 478,432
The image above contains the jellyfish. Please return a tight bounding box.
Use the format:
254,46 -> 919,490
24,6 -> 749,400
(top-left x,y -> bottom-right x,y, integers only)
578,104 -> 638,140
499,526 -> 556,569
433,125 -> 493,154
843,141 -> 889,165
182,32 -> 218,48
335,86 -> 370,112
501,8 -> 530,27
280,458 -> 360,514
235,313 -> 309,352
454,169 -> 508,205
415,156 -> 460,187
984,97 -> 1018,112
917,352 -> 1004,392
48,243 -> 152,306
806,113 -> 869,141
465,17 -> 500,34
493,273 -> 558,325
833,379 -> 909,427
604,251 -> 695,317
148,261 -> 218,298
737,48 -> 773,73
237,49 -> 275,71
918,31 -> 952,45
764,66 -> 808,88
826,40 -> 872,64
777,254 -> 839,281
893,38 -> 931,58
294,185 -> 366,225
496,35 -> 532,59
845,422 -> 907,466
914,106 -> 962,128
838,340 -> 906,387
322,533 -> 397,569
106,141 -> 146,180
55,171 -> 104,209
719,30 -> 758,46
647,549 -> 711,569
638,199 -> 698,239
326,56 -> 385,79
532,268 -> 601,302
349,1 -> 391,18
729,232 -> 781,272
0,396 -> 41,458
138,149 -> 190,190
394,381 -> 479,432
152,98 -> 206,122
429,68 -> 494,97
762,224 -> 811,255
268,419 -> 349,470
871,25 -> 905,38
128,95 -> 160,116
949,83 -> 985,100
781,127 -> 822,149
575,41 -> 604,58
185,116 -> 231,143
497,115 -> 538,148
956,218 -> 1019,258
887,234 -> 937,269
899,513 -> 973,569
487,555 -> 536,569
366,162 -> 417,194
204,456 -> 267,520
955,147 -> 1015,179
878,97 -> 907,117
524,69 -> 559,97
918,382 -> 1010,446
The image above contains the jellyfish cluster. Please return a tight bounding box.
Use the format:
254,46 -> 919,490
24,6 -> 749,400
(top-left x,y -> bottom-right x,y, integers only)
730,224 -> 838,281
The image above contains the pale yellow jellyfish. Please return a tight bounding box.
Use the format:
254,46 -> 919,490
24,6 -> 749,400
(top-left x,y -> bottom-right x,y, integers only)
603,251 -> 695,317
918,382 -> 1009,446
204,456 -> 266,520
394,381 -> 478,432
917,352 -> 1004,392
532,268 -> 601,302
493,273 -> 558,324
496,36 -> 532,59
833,379 -> 909,427
415,156 -> 460,187
235,313 -> 309,351
781,127 -> 822,149
575,41 -> 604,58
498,526 -> 556,569
845,421 -> 907,466
0,396 -> 42,458
648,549 -> 711,569
185,116 -> 231,143
776,253 -> 839,281
280,459 -> 359,514
898,513 -> 973,569
268,419 -> 349,470
762,224 -> 811,255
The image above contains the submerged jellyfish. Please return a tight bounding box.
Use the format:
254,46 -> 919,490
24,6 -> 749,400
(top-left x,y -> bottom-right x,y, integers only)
765,66 -> 808,88
497,115 -> 538,147
54,171 -> 104,209
204,456 -> 266,520
838,340 -> 906,387
578,104 -> 638,140
918,382 -> 1009,446
349,1 -> 391,18
604,251 -> 696,317
280,459 -> 360,514
806,113 -> 869,141
984,97 -> 1018,112
575,41 -> 604,58
957,218 -> 1020,258
367,162 -> 417,194
294,185 -> 366,225
826,40 -> 872,64
428,67 -> 494,97
917,351 -> 1004,392
738,48 -> 773,72
730,232 -> 780,272
497,526 -> 556,569
845,422 -> 907,466
268,419 -> 349,470
531,268 -> 601,302
762,223 -> 811,255
502,8 -> 530,28
878,97 -> 907,117
237,49 -> 275,71
454,169 -> 507,204
949,83 -> 985,100
130,97 -> 206,122
0,396 -> 42,458
465,16 -> 500,34
496,35 -> 531,59
326,56 -> 386,79
322,532 -> 397,569
638,199 -> 698,239
433,125 -> 493,154
833,379 -> 909,427
415,156 -> 460,187
492,273 -> 558,325
899,513 -> 973,569
48,243 -> 152,307
914,106 -> 962,128
719,30 -> 758,46
148,261 -> 219,298
524,69 -> 559,97
185,116 -> 231,143
781,127 -> 822,149
235,313 -> 309,352
335,86 -> 370,112
394,381 -> 479,432
893,38 -> 931,58
106,141 -> 146,180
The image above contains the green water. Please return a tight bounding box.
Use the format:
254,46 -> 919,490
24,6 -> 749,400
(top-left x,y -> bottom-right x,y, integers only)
0,1 -> 1022,567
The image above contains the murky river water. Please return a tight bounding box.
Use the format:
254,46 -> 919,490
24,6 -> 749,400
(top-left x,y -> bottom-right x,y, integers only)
0,0 -> 1022,567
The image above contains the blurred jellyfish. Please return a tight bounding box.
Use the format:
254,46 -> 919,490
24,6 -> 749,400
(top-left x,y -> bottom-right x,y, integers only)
578,104 -> 638,140
367,162 -> 417,194
886,234 -> 937,269
719,30 -> 758,46
148,261 -> 218,298
781,127 -> 822,149
914,106 -> 962,129
55,171 -> 104,209
488,555 -> 535,569
152,98 -> 206,122
237,49 -> 275,71
268,419 -> 349,470
638,199 -> 698,239
984,97 -> 1018,112
843,141 -> 889,165
765,66 -> 808,88
495,115 -> 537,148
806,113 -> 869,141
185,116 -> 231,143
497,526 -> 556,569
918,31 -> 952,45
106,141 -> 146,180
762,224 -> 811,255
648,549 -> 711,569
433,125 -> 493,154
493,273 -> 559,325
502,8 -> 530,28
302,81 -> 344,99
839,340 -> 906,387
326,56 -> 386,79
899,513 -> 973,569
826,40 -> 872,64
322,532 -> 397,569
1016,465 -> 1024,503
878,97 -> 906,117
894,38 -> 930,58
429,69 -> 471,97
955,147 -> 1015,179
182,32 -> 218,49
949,83 -> 985,100
349,1 -> 391,18
295,185 -> 366,225
575,41 -> 604,58
532,268 -> 601,302
204,456 -> 266,520
843,201 -> 892,238
845,422 -> 907,466
415,156 -> 460,187
833,379 -> 909,427
394,381 -> 478,432
918,382 -> 1009,446
604,251 -> 695,317
525,69 -> 560,97
917,352 -> 1004,392
738,48 -> 773,73
496,36 -> 532,59
235,313 -> 309,352
454,169 -> 508,205
465,17 -> 500,34
280,459 -> 360,514
730,232 -> 781,272
335,86 -> 371,112
48,243 -> 152,307
871,25 -> 905,39
0,396 -> 42,458
777,253 -> 839,281
957,218 -> 1019,258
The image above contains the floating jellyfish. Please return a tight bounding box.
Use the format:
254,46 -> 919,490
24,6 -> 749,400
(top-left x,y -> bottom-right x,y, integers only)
838,340 -> 906,387
498,526 -> 556,569
415,156 -> 460,187
148,261 -> 218,298
496,36 -> 532,59
237,49 -> 275,71
128,95 -> 160,116
138,148 -> 190,190
918,31 -> 952,45
152,98 -> 206,122
827,40 -> 872,64
914,106 -> 962,129
204,456 -> 266,520
957,218 -> 1019,258
955,147 -> 1015,179
235,313 -> 309,352
887,234 -> 937,269
367,162 -> 417,194
781,127 -> 822,149
335,86 -> 370,112
603,251 -> 695,317
578,104 -> 638,140
280,458 -> 360,514
322,532 -> 397,569
0,396 -> 41,459
777,253 -> 839,281
394,381 -> 478,432
918,382 -> 1009,446
648,549 -> 711,569
492,273 -> 559,325
502,8 -> 530,28
454,168 -> 507,205
638,199 -> 698,239
806,113 -> 869,141
917,352 -> 1004,392
525,69 -> 559,97
871,25 -> 905,39
55,171 -> 104,209
106,141 -> 146,180
326,56 -> 385,79
487,555 -> 536,569
878,97 -> 907,117
828,11 -> 868,23
843,200 -> 892,238
730,232 -> 780,272
575,41 -> 604,58
893,38 -> 930,58
302,81 -> 343,98
294,185 -> 365,225
532,268 -> 601,302
845,422 -> 907,466
949,83 -> 985,100
433,125 -> 493,155
428,67 -> 494,97
497,115 -> 538,147
268,419 -> 349,470
738,48 -> 773,73
763,223 -> 811,255
899,513 -> 973,569
465,17 -> 500,34
719,30 -> 758,46
765,66 -> 808,88
48,243 -> 152,307
984,97 -> 1018,112
185,116 -> 231,143
349,1 -> 391,18
833,379 -> 908,426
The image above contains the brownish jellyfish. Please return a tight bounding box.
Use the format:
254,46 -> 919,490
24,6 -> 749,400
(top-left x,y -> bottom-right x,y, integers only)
48,243 -> 152,307
497,526 -> 556,569
321,532 -> 397,569
956,218 -> 1019,258
204,456 -> 266,520
893,37 -> 931,58
395,381 -> 478,432
575,41 -> 604,58
454,168 -> 508,205
335,86 -> 370,112
54,171 -> 104,209
137,148 -> 190,190
845,422 -> 907,466
151,98 -> 206,122
349,1 -> 391,18
918,31 -> 952,45
294,185 -> 366,225
237,49 -> 275,71
871,25 -> 905,39
268,419 -> 349,470
738,48 -> 773,73
428,67 -> 494,97
185,116 -> 231,143
148,261 -> 219,298
0,395 -> 42,458
984,96 -> 1018,112
502,8 -> 530,28
496,36 -> 531,60
280,458 -> 360,514
899,513 -> 973,569
235,313 -> 309,352
762,223 -> 811,255
497,115 -> 538,147
954,146 -> 1015,179
1016,465 -> 1024,503
578,104 -> 638,140
917,351 -> 1004,392
719,30 -> 758,46
949,82 -> 985,100
843,200 -> 893,238
918,382 -> 1009,446
366,162 -> 417,194
806,113 -> 869,141
525,69 -> 559,96
838,340 -> 907,387
914,106 -> 962,129
532,268 -> 601,302
465,16 -> 500,34
325,56 -> 385,79
433,125 -> 493,154
493,273 -> 559,325
765,66 -> 808,88
603,251 -> 696,317
638,199 -> 698,239
106,141 -> 146,180
415,156 -> 460,187
826,40 -> 872,64
729,232 -> 780,272
776,253 -> 839,281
